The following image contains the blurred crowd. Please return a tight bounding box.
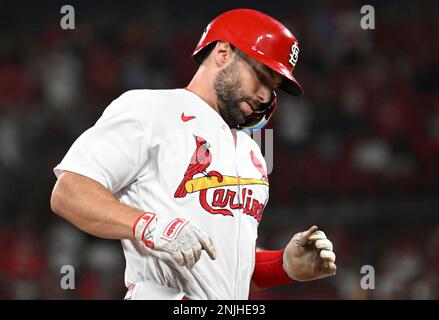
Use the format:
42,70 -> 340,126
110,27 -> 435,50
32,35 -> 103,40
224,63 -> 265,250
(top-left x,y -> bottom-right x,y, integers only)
0,1 -> 437,299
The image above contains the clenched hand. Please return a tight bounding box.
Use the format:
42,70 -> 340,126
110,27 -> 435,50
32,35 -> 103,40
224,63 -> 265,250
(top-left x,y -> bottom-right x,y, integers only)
283,226 -> 337,281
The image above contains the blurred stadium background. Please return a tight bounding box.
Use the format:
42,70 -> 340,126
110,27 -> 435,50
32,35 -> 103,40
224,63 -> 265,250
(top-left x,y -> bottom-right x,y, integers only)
0,0 -> 437,299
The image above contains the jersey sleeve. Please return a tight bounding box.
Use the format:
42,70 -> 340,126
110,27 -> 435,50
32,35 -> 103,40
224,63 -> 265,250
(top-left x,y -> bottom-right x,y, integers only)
53,91 -> 149,193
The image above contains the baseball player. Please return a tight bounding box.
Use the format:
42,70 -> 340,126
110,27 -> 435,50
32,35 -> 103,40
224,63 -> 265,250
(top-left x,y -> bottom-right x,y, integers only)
51,9 -> 336,299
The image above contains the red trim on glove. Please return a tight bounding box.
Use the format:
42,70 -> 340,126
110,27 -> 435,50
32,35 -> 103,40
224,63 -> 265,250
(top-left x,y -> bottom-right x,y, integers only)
252,249 -> 293,289
132,213 -> 145,238
132,212 -> 156,240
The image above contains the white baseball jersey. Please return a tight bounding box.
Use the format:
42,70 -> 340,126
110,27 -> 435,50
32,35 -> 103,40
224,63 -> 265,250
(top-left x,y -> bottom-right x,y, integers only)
54,88 -> 270,299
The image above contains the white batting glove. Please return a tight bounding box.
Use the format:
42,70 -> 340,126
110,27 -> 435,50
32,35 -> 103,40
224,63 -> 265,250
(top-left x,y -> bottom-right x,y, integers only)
133,212 -> 217,269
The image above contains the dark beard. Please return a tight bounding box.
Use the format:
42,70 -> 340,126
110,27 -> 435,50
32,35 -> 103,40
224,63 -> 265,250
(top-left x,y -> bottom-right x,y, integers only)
213,59 -> 247,129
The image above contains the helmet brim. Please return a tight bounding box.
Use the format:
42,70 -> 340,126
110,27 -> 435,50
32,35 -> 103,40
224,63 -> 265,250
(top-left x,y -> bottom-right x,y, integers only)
280,74 -> 304,96
252,53 -> 304,96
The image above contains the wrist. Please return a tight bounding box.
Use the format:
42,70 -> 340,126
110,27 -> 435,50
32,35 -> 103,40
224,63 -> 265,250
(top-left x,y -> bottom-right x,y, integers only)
132,212 -> 157,248
252,249 -> 294,289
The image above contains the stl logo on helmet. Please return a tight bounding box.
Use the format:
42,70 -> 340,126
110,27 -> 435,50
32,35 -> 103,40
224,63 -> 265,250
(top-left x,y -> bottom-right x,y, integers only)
289,41 -> 300,67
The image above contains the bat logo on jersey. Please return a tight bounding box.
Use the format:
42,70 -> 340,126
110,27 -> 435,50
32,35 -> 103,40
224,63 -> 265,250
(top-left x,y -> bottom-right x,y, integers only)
174,135 -> 269,222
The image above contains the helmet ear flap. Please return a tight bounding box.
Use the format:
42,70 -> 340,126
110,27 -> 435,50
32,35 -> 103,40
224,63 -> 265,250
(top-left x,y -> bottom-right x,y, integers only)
194,41 -> 237,64
193,41 -> 217,64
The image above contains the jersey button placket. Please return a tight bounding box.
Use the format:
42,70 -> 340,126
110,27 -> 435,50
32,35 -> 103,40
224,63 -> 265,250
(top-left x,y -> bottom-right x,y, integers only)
233,133 -> 243,299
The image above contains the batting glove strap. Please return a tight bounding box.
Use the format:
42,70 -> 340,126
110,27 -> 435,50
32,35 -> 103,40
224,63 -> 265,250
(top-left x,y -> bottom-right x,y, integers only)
132,212 -> 158,248
132,212 -> 216,269
133,212 -> 193,250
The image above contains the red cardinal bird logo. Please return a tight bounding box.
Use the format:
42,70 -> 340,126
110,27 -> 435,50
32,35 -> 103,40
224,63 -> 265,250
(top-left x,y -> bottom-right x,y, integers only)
174,135 -> 213,198
250,150 -> 268,182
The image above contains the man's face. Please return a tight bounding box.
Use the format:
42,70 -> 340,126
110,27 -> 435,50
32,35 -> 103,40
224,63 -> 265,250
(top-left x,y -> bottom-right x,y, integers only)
213,51 -> 282,129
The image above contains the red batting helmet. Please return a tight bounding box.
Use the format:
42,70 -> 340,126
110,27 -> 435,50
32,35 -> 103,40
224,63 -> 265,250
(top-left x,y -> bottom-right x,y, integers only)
193,8 -> 303,96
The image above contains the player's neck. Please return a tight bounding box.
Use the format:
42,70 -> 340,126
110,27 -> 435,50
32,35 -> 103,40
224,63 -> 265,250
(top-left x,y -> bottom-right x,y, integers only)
187,68 -> 220,114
